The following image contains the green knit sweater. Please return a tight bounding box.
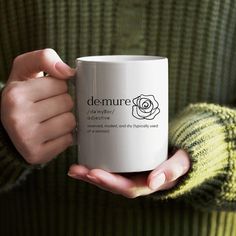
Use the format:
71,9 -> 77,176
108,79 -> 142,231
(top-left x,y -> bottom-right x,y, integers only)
0,0 -> 236,235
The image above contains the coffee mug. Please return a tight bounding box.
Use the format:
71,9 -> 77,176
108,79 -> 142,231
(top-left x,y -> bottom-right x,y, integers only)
75,55 -> 168,173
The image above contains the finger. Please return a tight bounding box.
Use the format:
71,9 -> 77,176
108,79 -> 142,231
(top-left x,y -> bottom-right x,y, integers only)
68,166 -> 134,195
34,93 -> 74,122
68,166 -> 153,198
67,165 -> 110,191
9,48 -> 75,82
39,133 -> 73,164
67,165 -> 114,192
147,149 -> 190,190
68,164 -> 90,177
39,112 -> 76,142
68,166 -> 133,196
158,180 -> 178,191
25,77 -> 68,102
87,170 -> 156,198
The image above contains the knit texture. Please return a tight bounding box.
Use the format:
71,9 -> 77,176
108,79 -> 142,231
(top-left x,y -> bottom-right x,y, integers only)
153,103 -> 236,211
0,0 -> 236,235
0,121 -> 33,192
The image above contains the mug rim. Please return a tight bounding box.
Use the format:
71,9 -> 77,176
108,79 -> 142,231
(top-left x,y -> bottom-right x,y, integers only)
76,55 -> 167,63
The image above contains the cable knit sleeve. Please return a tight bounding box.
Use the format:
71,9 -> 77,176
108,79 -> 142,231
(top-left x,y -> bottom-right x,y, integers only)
151,103 -> 236,211
0,122 -> 36,193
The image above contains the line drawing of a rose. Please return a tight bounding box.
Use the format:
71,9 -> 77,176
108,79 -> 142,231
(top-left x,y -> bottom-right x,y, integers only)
132,94 -> 160,120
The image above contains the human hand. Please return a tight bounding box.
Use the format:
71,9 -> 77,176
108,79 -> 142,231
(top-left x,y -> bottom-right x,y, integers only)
1,49 -> 76,165
68,149 -> 190,198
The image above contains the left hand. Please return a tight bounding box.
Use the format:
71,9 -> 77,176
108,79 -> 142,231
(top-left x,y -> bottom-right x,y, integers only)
68,149 -> 190,198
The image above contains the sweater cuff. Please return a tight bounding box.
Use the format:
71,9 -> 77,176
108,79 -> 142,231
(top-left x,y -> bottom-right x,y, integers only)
152,103 -> 236,208
0,122 -> 43,192
0,121 -> 33,168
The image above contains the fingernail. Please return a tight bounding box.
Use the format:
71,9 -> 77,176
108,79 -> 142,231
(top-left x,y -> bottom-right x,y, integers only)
55,61 -> 75,77
67,172 -> 77,178
173,165 -> 185,179
149,172 -> 166,190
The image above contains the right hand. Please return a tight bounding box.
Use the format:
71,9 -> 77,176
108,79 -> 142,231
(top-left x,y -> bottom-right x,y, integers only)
1,49 -> 76,165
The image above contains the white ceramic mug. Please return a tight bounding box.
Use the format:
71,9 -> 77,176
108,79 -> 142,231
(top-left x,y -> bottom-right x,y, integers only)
75,55 -> 168,173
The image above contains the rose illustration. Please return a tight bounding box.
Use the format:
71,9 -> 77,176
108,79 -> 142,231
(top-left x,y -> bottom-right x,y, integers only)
132,94 -> 160,120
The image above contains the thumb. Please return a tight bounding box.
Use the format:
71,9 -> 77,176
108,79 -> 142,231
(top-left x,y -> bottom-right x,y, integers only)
147,149 -> 190,190
9,48 -> 75,82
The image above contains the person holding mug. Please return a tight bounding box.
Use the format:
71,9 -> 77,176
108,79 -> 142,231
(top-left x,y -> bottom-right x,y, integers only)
0,1 -> 236,235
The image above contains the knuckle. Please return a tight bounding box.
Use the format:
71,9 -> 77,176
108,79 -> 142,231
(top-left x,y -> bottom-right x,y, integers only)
25,155 -> 40,165
166,166 -> 184,181
2,114 -> 23,135
23,145 -> 41,165
3,82 -> 25,107
12,54 -> 25,68
39,48 -> 57,62
24,153 -> 36,165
